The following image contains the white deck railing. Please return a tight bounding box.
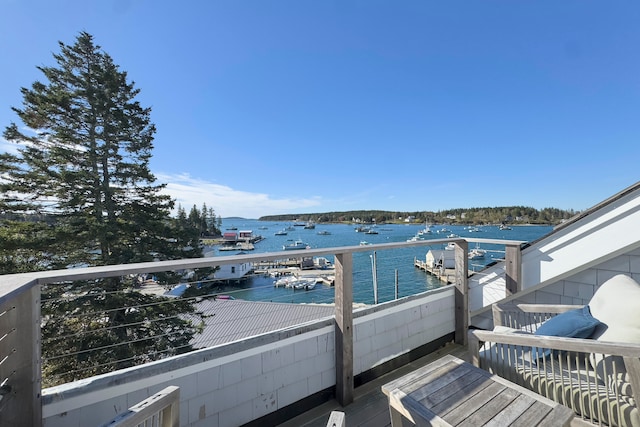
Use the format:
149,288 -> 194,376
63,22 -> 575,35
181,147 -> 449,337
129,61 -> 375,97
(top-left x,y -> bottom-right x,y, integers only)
99,385 -> 180,427
0,237 -> 524,427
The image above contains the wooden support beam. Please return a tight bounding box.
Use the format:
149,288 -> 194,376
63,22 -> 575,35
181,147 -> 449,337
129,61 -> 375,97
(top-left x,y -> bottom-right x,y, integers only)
1,284 -> 42,427
454,241 -> 469,346
505,244 -> 522,296
334,252 -> 354,406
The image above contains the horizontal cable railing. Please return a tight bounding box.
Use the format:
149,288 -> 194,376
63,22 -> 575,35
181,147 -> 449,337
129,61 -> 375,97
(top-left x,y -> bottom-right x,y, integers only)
0,237 -> 523,426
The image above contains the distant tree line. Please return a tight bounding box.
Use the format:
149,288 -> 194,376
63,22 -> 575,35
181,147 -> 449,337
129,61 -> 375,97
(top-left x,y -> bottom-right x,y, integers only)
175,203 -> 223,238
260,206 -> 578,225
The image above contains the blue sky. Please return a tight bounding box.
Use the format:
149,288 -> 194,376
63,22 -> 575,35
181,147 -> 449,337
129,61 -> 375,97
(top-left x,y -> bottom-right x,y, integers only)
1,1 -> 639,218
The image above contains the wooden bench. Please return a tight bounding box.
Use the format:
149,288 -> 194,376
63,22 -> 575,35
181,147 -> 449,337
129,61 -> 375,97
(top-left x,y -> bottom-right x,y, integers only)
381,354 -> 573,426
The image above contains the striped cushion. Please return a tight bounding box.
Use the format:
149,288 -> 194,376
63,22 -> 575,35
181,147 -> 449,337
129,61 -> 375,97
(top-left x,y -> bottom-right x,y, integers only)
479,342 -> 640,427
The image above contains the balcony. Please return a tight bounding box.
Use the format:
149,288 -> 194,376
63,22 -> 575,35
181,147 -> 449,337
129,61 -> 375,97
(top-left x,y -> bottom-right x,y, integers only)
2,181 -> 640,427
1,237 -> 522,427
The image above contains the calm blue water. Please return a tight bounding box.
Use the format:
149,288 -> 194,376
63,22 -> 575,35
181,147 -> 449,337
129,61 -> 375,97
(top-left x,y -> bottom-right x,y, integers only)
208,219 -> 552,305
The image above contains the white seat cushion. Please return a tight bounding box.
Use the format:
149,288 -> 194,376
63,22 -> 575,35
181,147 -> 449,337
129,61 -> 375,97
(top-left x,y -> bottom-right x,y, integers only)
589,274 -> 640,343
589,274 -> 640,404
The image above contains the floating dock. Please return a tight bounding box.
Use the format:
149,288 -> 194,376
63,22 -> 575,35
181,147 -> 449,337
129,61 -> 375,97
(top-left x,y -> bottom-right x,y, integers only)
254,262 -> 336,287
219,242 -> 255,251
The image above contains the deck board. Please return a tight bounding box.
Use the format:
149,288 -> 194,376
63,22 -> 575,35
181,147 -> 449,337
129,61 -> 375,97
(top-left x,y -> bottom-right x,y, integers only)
278,343 -> 469,427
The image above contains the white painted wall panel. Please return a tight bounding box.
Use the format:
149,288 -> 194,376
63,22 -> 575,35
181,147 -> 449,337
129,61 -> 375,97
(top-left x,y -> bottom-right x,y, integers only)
44,288 -> 456,427
522,194 -> 640,288
353,287 -> 455,375
219,400 -> 253,427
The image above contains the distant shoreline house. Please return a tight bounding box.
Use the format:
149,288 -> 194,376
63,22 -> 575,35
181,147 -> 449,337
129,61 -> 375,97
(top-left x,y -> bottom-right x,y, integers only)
212,257 -> 253,282
222,230 -> 257,243
426,249 -> 455,269
222,232 -> 238,242
238,230 -> 253,241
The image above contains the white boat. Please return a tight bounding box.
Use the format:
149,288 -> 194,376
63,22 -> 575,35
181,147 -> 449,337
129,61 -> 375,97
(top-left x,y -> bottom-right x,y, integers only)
274,276 -> 316,290
499,224 -> 512,230
365,228 -> 378,234
317,230 -> 331,235
219,242 -> 254,251
303,221 -> 316,229
417,223 -> 432,235
468,244 -> 487,260
407,235 -> 424,242
274,229 -> 287,236
293,279 -> 317,290
283,240 -> 310,251
273,276 -> 297,288
359,241 -> 372,246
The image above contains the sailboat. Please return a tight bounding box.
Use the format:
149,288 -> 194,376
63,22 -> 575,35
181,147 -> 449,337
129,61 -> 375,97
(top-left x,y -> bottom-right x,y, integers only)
417,223 -> 432,235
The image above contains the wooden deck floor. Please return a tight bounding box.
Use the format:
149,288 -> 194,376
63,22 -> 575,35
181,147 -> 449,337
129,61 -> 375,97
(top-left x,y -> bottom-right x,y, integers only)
278,343 -> 470,427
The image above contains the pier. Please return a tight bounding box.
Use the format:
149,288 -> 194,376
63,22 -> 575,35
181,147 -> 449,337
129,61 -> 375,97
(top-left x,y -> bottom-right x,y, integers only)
414,258 -> 456,284
253,259 -> 306,271
414,258 -> 481,283
254,259 -> 336,287
218,242 -> 255,251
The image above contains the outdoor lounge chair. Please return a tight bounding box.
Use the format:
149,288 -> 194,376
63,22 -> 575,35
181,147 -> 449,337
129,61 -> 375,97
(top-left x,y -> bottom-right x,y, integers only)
468,274 -> 640,427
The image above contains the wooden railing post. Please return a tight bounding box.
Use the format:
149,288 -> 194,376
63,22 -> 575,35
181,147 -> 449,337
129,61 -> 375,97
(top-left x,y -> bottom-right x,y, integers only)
454,241 -> 469,346
505,244 -> 522,296
334,252 -> 353,406
0,283 -> 42,427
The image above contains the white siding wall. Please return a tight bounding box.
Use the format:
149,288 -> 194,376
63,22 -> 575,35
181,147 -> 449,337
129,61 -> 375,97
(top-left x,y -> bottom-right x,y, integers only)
214,262 -> 252,280
468,268 -> 506,312
43,288 -> 456,427
470,244 -> 640,330
43,326 -> 336,427
512,247 -> 640,306
353,286 -> 455,375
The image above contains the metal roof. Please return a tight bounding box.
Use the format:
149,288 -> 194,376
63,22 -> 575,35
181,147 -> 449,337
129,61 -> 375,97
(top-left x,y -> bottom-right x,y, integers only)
188,299 -> 335,349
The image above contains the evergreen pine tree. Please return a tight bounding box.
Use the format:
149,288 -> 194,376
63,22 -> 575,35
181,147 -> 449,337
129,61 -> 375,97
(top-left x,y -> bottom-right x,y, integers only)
1,32 -> 207,386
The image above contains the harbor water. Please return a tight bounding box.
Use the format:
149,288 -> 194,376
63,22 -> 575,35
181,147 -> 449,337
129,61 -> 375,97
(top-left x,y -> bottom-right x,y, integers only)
208,219 -> 553,305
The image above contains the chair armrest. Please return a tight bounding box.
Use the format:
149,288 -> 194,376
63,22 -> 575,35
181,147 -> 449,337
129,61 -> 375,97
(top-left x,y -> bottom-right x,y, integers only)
470,329 -> 640,356
492,303 -> 584,329
469,329 -> 640,394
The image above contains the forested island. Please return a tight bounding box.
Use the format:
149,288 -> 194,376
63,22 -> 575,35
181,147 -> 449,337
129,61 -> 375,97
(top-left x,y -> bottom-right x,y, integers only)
259,206 -> 578,226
